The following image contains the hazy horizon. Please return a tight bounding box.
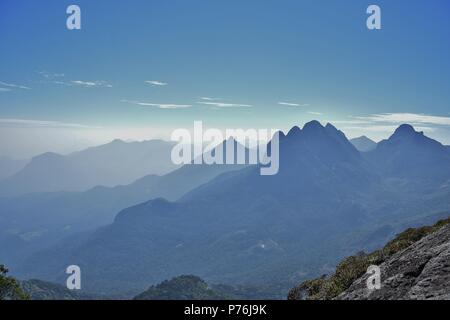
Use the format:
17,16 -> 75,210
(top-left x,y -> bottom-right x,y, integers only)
1,120 -> 448,159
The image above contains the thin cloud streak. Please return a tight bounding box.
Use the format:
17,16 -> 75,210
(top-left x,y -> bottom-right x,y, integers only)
353,113 -> 450,126
71,80 -> 113,88
0,81 -> 31,90
145,80 -> 168,86
37,71 -> 65,79
198,101 -> 252,108
200,97 -> 222,101
0,118 -> 100,129
122,100 -> 191,109
37,72 -> 113,88
278,102 -> 309,107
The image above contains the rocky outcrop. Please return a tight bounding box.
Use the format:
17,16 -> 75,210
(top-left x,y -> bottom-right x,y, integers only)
338,224 -> 450,300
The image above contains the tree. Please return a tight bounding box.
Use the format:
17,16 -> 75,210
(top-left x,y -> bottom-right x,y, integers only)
0,264 -> 28,300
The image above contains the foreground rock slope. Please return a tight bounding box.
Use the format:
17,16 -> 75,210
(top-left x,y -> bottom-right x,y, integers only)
289,218 -> 450,300
338,222 -> 450,300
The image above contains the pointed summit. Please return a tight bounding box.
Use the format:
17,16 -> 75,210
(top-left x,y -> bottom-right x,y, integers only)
302,120 -> 324,133
393,124 -> 417,137
286,126 -> 301,138
370,124 -> 450,180
350,136 -> 377,152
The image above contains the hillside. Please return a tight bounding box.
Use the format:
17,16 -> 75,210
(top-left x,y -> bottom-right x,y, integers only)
288,217 -> 450,300
0,140 -> 246,269
0,264 -> 27,300
134,275 -> 228,300
20,279 -> 100,300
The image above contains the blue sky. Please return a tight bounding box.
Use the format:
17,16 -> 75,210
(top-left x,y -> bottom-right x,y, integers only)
1,0 -> 450,157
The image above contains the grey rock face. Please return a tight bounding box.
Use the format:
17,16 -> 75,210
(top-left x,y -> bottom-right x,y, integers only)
338,224 -> 450,300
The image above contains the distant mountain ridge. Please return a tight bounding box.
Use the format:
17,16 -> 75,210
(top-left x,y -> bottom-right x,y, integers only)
12,122 -> 450,297
0,140 -> 247,268
366,124 -> 450,189
0,139 -> 179,197
350,136 -> 377,152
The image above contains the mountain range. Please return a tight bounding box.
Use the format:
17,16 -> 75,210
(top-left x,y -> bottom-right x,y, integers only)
12,121 -> 450,297
0,140 -> 247,269
0,139 -> 179,197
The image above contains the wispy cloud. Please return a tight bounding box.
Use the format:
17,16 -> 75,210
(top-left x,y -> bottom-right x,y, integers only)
198,101 -> 252,108
37,71 -> 65,79
200,97 -> 222,101
331,112 -> 450,139
0,118 -> 99,129
37,71 -> 109,88
49,81 -> 73,86
342,125 -> 436,133
145,80 -> 168,86
44,79 -> 113,88
122,100 -> 191,109
71,80 -> 113,88
0,81 -> 31,90
0,87 -> 12,92
278,102 -> 309,107
308,111 -> 323,116
353,113 -> 450,126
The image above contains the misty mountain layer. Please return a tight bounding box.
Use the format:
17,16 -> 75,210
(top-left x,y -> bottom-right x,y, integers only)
0,139 -> 179,197
14,122 -> 450,296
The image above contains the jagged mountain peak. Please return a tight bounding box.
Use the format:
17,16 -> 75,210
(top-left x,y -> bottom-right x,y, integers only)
286,126 -> 301,138
369,124 -> 450,181
302,120 -> 324,133
395,123 -> 415,133
392,124 -> 419,137
350,136 -> 377,152
353,135 -> 373,142
285,121 -> 344,141
381,124 -> 442,148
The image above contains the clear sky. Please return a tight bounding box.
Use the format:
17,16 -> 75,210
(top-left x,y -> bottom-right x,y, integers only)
1,0 -> 450,158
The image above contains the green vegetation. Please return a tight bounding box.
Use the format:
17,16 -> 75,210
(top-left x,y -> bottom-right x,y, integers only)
133,275 -> 230,300
0,264 -> 28,300
20,279 -> 103,300
288,217 -> 450,300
